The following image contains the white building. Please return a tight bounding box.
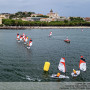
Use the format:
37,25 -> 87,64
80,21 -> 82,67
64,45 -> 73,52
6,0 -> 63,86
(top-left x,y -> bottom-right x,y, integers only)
47,9 -> 60,19
0,18 -> 2,24
40,18 -> 56,22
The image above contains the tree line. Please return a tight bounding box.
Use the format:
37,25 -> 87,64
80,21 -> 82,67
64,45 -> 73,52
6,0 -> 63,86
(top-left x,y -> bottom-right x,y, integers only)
1,18 -> 90,26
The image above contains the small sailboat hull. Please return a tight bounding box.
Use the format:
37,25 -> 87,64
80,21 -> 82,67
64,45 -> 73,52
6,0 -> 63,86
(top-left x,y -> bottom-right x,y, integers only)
50,74 -> 69,79
27,46 -> 30,49
71,70 -> 80,77
64,40 -> 70,43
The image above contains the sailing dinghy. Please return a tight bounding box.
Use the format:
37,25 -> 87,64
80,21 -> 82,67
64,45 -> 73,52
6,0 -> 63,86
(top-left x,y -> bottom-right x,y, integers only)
20,35 -> 23,41
16,33 -> 20,42
24,36 -> 28,44
50,58 -> 69,79
64,37 -> 70,43
71,56 -> 86,77
49,32 -> 52,37
27,39 -> 32,49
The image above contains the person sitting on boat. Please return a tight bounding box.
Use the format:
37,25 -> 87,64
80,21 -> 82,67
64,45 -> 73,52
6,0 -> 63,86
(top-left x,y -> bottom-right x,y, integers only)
80,56 -> 86,62
73,69 -> 77,75
56,73 -> 60,77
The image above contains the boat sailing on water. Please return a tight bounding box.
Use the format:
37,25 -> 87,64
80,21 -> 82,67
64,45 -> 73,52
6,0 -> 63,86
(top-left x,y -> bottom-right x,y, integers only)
23,33 -> 25,40
27,38 -> 33,49
64,37 -> 70,43
51,58 -> 69,79
49,32 -> 52,37
24,36 -> 28,44
16,33 -> 19,40
20,35 -> 23,41
16,33 -> 20,42
71,56 -> 86,77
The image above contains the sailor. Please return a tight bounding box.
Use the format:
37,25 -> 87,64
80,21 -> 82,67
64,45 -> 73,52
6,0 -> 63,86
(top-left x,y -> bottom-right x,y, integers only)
17,33 -> 19,39
73,69 -> 77,75
56,73 -> 60,77
29,38 -> 32,46
80,56 -> 86,61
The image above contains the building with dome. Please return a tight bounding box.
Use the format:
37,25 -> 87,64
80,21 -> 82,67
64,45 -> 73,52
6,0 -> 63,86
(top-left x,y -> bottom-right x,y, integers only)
47,9 -> 60,19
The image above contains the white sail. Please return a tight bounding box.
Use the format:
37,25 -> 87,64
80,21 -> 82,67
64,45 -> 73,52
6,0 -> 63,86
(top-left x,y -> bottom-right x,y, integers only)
29,42 -> 32,46
17,35 -> 19,39
49,32 -> 52,36
80,63 -> 86,71
79,56 -> 86,71
16,33 -> 19,40
58,58 -> 66,73
23,33 -> 25,39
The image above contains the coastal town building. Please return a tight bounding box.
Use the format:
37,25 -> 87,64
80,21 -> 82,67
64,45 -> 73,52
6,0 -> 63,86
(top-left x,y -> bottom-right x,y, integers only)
31,14 -> 43,17
10,10 -> 71,22
40,18 -> 56,22
57,17 -> 70,21
0,18 -> 2,24
21,17 -> 42,21
47,9 -> 60,19
0,13 -> 9,19
0,13 -> 10,24
40,9 -> 60,22
84,17 -> 90,22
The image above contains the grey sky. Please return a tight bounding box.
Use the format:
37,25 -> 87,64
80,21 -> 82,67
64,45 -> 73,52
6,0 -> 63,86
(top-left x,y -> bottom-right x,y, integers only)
0,0 -> 90,17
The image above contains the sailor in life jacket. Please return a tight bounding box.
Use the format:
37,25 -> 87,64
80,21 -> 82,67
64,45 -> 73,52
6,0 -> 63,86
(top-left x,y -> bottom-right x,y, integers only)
73,69 -> 77,74
29,38 -> 32,47
56,73 -> 60,77
17,33 -> 19,40
80,56 -> 86,62
25,37 -> 28,44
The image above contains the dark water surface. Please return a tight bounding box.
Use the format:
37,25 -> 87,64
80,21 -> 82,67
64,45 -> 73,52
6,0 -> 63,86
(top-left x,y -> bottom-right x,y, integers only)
0,28 -> 90,82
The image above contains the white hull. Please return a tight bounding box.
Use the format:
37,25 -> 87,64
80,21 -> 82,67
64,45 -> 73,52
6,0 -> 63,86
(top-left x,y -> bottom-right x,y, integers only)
71,70 -> 80,77
50,74 -> 69,79
27,46 -> 30,49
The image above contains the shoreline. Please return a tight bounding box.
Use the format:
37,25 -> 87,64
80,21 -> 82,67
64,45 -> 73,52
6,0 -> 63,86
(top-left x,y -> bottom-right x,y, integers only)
0,26 -> 90,29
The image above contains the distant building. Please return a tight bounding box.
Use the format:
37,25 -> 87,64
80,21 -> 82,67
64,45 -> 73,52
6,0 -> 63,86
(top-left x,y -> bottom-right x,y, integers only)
40,18 -> 56,22
57,16 -> 70,21
47,9 -> 60,19
0,13 -> 10,24
0,13 -> 9,19
21,17 -> 42,21
40,9 -> 60,22
0,18 -> 2,24
31,14 -> 43,17
84,17 -> 90,22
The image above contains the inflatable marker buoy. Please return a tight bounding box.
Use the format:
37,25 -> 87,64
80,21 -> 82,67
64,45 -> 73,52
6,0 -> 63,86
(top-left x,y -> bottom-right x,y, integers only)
43,62 -> 50,71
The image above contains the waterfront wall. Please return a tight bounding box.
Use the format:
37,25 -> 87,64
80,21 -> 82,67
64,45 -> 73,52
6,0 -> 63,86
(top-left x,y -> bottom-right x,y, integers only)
0,26 -> 90,29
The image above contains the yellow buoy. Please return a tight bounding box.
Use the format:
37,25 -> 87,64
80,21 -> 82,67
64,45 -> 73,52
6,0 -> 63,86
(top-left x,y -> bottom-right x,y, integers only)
43,62 -> 50,71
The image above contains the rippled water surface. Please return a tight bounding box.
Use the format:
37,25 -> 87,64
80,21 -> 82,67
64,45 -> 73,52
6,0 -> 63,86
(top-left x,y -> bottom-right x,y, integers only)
0,28 -> 90,82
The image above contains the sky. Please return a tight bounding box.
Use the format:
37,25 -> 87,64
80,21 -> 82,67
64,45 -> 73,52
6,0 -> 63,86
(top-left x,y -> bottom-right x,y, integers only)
0,0 -> 90,17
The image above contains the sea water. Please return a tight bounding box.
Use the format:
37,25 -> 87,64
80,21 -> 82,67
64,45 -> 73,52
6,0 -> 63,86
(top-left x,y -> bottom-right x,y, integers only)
0,28 -> 90,82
